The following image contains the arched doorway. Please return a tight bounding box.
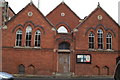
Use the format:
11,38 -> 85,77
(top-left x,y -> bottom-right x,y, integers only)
58,42 -> 70,73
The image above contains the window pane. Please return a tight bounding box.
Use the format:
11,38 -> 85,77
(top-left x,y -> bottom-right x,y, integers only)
35,30 -> 41,47
58,26 -> 68,33
16,30 -> 22,46
89,32 -> 94,49
98,29 -> 103,49
106,33 -> 112,49
26,26 -> 32,46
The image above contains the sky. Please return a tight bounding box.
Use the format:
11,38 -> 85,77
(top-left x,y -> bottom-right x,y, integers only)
5,0 -> 120,22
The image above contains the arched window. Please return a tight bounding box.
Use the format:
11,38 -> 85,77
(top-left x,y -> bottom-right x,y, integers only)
58,26 -> 68,33
16,29 -> 22,46
106,33 -> 112,49
35,30 -> 41,47
26,26 -> 32,47
97,29 -> 103,49
89,32 -> 94,49
18,64 -> 25,74
59,42 -> 70,50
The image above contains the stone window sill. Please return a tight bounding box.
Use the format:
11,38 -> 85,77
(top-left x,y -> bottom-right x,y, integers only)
14,46 -> 41,49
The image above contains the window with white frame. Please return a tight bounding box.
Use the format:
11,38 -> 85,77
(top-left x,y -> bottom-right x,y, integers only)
35,30 -> 41,47
16,29 -> 22,46
58,26 -> 68,33
106,33 -> 112,49
97,29 -> 103,49
26,26 -> 32,47
76,54 -> 91,63
89,32 -> 94,49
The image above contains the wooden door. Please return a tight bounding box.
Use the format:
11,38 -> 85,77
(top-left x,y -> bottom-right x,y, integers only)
58,53 -> 70,73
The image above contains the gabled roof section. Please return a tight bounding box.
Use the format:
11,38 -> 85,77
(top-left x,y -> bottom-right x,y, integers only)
46,2 -> 81,29
75,4 -> 119,29
6,2 -> 54,27
46,2 -> 81,20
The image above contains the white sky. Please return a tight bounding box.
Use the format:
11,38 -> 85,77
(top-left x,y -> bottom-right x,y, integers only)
5,0 -> 119,22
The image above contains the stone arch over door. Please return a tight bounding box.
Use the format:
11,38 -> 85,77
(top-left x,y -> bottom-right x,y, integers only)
27,65 -> 35,75
102,66 -> 109,75
93,65 -> 100,75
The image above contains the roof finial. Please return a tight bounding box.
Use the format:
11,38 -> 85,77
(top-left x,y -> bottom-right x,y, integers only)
30,0 -> 33,5
62,0 -> 64,4
97,2 -> 100,8
38,0 -> 40,9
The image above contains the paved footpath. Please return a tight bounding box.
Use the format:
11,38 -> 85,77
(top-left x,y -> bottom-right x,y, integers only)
15,77 -> 114,80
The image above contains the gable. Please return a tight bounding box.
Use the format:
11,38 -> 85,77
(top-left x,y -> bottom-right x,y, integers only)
2,2 -> 55,48
46,2 -> 81,30
76,5 -> 119,30
6,2 -> 54,32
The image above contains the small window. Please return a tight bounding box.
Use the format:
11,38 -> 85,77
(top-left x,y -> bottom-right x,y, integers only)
35,30 -> 41,47
106,33 -> 112,50
59,42 -> 70,50
58,26 -> 68,33
16,29 -> 22,46
97,29 -> 103,49
18,64 -> 25,74
26,26 -> 32,47
89,32 -> 94,49
76,54 -> 91,63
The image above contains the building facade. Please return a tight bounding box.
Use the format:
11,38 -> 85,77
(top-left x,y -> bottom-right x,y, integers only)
1,1 -> 120,76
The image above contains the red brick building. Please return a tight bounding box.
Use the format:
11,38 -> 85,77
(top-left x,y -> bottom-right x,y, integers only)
1,1 -> 120,76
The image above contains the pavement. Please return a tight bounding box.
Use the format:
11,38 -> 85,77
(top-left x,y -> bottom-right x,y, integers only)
14,77 -> 114,80
13,74 -> 115,80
